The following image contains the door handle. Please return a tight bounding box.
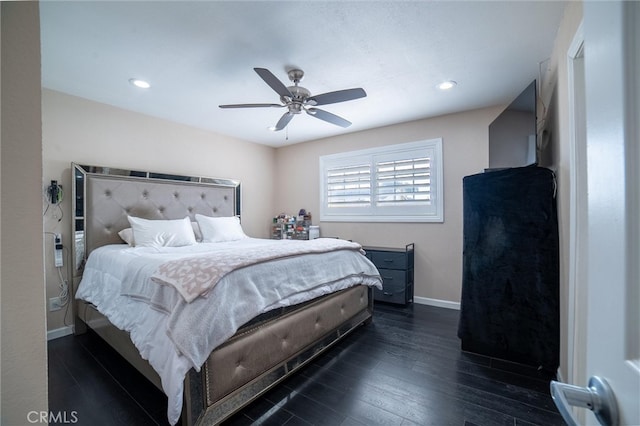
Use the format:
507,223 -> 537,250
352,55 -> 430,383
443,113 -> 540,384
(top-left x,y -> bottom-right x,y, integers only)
550,376 -> 619,426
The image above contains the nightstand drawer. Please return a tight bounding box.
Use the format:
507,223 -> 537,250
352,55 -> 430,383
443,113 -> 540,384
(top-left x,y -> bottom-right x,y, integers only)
370,251 -> 407,270
373,285 -> 407,305
378,269 -> 407,290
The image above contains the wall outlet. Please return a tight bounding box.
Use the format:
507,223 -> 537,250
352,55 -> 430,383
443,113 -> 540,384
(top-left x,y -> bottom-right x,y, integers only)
49,296 -> 63,312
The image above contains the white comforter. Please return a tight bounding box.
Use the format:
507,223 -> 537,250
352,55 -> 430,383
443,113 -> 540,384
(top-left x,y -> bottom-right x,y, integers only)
75,238 -> 382,425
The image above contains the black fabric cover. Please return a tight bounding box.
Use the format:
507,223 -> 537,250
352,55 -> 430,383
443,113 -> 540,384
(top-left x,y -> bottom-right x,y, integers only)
458,165 -> 559,371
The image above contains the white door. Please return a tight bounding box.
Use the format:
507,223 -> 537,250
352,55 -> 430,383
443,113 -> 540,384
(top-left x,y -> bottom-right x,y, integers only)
581,1 -> 639,424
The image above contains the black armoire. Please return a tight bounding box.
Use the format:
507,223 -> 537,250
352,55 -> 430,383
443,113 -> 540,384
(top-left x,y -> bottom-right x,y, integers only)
457,165 -> 559,371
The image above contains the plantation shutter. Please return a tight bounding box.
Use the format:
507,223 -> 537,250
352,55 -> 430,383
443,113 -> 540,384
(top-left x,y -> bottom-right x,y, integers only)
375,157 -> 431,206
320,139 -> 443,222
326,163 -> 371,208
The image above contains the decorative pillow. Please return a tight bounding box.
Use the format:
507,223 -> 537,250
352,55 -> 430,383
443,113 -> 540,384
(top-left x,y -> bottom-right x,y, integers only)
118,221 -> 202,246
127,216 -> 197,247
118,228 -> 135,245
196,214 -> 248,243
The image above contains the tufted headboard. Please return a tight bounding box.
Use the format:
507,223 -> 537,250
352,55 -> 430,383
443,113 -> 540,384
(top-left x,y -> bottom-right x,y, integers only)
71,163 -> 241,277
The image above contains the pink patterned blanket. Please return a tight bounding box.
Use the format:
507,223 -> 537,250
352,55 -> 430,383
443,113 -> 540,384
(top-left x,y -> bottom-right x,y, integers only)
151,238 -> 363,303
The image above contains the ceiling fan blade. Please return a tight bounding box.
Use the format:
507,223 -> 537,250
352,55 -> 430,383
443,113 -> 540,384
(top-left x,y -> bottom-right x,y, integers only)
254,68 -> 293,99
273,112 -> 294,131
306,108 -> 352,128
307,88 -> 366,106
219,103 -> 283,109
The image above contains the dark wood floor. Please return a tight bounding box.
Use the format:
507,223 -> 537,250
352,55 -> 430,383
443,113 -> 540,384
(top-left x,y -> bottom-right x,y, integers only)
48,303 -> 564,426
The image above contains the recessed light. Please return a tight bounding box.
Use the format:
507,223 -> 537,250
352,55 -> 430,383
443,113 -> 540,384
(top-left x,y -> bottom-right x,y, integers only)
129,78 -> 150,89
437,80 -> 457,90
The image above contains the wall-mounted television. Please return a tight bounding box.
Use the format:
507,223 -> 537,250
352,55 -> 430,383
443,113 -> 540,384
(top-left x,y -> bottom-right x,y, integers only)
488,80 -> 537,170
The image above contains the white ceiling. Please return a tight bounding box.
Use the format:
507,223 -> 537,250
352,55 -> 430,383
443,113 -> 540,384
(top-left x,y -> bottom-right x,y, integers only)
40,1 -> 567,147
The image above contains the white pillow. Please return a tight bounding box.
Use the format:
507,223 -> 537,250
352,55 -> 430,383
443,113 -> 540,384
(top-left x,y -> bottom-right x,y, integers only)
118,222 -> 202,246
127,216 -> 197,247
196,214 -> 248,243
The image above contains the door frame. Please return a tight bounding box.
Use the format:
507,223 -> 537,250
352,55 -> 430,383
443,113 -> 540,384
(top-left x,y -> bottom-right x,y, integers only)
566,20 -> 588,422
566,19 -> 585,384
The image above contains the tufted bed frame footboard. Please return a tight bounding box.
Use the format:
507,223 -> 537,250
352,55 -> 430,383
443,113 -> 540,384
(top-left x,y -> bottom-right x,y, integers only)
71,163 -> 374,425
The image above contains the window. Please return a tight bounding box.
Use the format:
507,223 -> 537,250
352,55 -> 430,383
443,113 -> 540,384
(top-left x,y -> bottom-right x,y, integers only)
320,139 -> 443,222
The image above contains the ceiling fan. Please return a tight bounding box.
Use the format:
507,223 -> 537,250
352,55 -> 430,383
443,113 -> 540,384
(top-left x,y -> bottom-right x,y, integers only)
219,67 -> 366,131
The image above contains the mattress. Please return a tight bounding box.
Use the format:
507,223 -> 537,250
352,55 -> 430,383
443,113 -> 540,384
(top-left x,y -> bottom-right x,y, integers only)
75,238 -> 382,424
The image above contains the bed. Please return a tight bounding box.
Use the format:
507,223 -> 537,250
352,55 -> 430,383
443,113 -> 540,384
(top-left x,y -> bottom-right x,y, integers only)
70,163 -> 382,425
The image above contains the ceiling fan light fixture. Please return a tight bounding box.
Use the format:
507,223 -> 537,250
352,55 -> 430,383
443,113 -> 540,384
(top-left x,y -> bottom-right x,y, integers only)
221,67 -> 367,131
437,80 -> 457,90
129,78 -> 151,89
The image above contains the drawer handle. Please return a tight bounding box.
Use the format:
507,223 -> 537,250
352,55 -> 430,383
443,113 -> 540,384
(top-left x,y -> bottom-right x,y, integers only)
383,276 -> 394,280
383,292 -> 393,296
383,259 -> 394,263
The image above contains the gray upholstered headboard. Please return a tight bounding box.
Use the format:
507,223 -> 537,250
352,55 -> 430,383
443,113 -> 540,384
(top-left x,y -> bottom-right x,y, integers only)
72,163 -> 241,277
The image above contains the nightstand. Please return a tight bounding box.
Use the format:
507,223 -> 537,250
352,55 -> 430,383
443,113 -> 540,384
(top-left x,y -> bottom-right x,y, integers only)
364,243 -> 414,305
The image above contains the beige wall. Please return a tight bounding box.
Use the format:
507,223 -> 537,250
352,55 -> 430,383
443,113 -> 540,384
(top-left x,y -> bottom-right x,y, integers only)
1,2 -> 48,423
42,89 -> 277,331
274,107 -> 503,304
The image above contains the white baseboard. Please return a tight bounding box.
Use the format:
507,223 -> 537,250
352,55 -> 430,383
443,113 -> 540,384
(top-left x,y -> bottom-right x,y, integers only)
47,325 -> 73,341
414,296 -> 460,310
